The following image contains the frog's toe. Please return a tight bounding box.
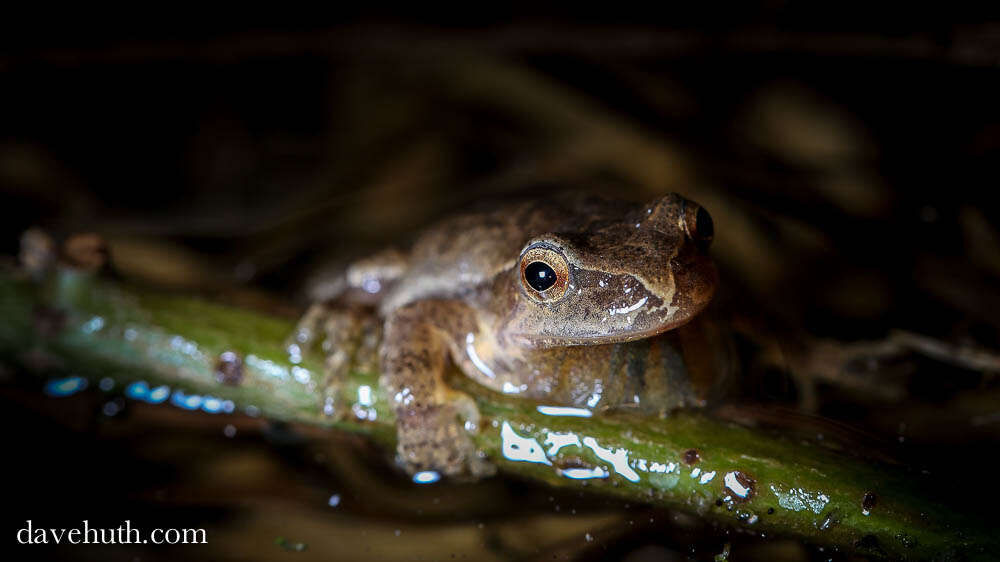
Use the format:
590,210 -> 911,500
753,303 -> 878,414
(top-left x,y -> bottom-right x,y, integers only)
466,450 -> 497,479
396,405 -> 495,480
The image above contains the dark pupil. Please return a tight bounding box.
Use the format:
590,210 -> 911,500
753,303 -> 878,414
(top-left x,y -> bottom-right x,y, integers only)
525,261 -> 557,291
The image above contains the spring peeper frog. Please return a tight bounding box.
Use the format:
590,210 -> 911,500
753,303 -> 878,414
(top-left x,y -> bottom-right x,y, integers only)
295,193 -> 718,478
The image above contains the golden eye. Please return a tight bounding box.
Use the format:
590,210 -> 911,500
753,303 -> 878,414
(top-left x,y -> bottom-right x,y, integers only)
519,246 -> 569,301
681,202 -> 714,247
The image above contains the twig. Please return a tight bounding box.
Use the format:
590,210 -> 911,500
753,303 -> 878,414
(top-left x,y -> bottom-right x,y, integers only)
0,268 -> 992,560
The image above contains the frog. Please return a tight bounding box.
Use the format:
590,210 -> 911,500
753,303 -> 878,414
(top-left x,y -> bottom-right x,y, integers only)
293,192 -> 719,479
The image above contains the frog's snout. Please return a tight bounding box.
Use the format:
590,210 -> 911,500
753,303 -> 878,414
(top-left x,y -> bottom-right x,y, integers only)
648,193 -> 719,324
670,250 -> 717,326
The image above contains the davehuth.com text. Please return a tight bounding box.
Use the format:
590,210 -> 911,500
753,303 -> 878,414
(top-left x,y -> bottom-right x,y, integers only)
16,520 -> 206,545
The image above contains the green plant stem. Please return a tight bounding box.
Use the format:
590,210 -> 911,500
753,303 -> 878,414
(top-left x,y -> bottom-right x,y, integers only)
0,269 -> 990,560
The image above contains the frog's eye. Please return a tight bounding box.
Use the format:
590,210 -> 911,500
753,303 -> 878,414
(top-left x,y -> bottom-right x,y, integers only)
525,261 -> 557,291
681,202 -> 714,248
519,245 -> 570,301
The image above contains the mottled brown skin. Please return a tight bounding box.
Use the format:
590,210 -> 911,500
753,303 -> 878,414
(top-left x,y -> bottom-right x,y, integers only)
298,193 -> 718,478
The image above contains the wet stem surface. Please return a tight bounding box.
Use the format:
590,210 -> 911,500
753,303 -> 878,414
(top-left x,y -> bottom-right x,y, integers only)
0,269 -> 995,560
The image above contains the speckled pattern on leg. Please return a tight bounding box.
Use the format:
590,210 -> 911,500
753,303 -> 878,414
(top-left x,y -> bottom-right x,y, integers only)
380,302 -> 494,478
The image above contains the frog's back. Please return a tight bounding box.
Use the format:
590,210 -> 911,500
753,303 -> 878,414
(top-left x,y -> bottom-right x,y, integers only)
380,195 -> 631,312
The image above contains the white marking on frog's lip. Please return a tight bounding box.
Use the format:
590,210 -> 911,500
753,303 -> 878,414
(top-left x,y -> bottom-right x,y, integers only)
465,333 -> 495,379
609,296 -> 648,315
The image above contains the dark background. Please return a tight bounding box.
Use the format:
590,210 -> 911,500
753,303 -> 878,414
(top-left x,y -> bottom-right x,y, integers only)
3,9 -> 1000,560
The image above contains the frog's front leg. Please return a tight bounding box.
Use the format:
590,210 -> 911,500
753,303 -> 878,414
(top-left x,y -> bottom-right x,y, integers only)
291,303 -> 374,418
381,301 -> 495,479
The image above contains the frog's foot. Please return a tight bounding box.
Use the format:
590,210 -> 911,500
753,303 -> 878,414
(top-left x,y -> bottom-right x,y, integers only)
288,302 -> 327,351
396,403 -> 495,480
291,303 -> 375,420
381,302 -> 495,480
318,349 -> 350,419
